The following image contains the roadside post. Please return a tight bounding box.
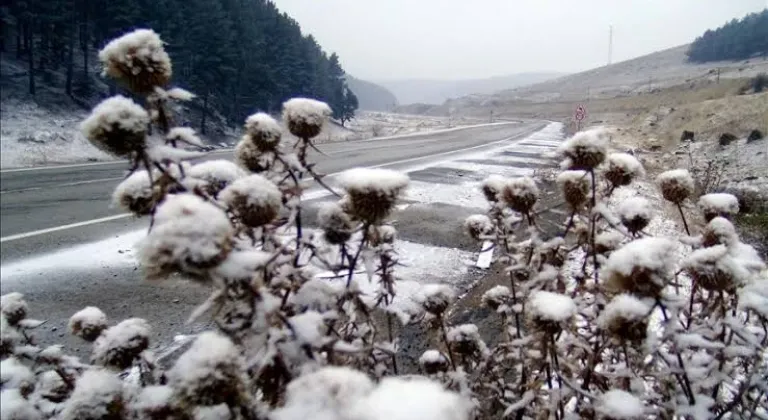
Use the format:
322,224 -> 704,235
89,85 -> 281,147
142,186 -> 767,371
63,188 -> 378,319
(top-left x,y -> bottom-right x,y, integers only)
575,104 -> 587,131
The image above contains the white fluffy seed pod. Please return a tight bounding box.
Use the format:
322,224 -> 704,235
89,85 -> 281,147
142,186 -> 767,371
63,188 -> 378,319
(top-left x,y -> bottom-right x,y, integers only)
656,169 -> 694,204
220,174 -> 282,227
558,128 -> 608,170
98,29 -> 172,93
464,214 -> 494,241
80,95 -> 149,157
500,177 -> 539,214
244,113 -> 282,151
527,291 -> 576,334
91,318 -> 151,370
337,168 -> 409,223
138,194 -> 233,280
604,153 -> 645,187
698,193 -> 739,222
282,98 -> 332,139
556,170 -> 590,209
617,197 -> 653,235
69,307 -> 108,342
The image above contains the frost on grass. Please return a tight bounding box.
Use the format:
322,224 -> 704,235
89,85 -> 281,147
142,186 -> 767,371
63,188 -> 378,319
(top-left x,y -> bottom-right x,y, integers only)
167,331 -> 248,406
656,169 -> 694,204
60,369 -> 123,420
188,160 -> 246,197
557,128 -> 608,170
617,196 -> 653,235
112,170 -> 154,215
596,389 -> 645,419
68,306 -> 108,342
528,291 -> 576,323
697,193 -> 739,221
272,367 -> 374,420
347,376 -> 472,420
79,95 -> 149,157
604,152 -> 645,187
1,292 -> 28,325
282,98 -> 332,139
337,168 -> 409,223
91,318 -> 150,370
98,28 -> 172,93
220,174 -> 282,227
603,237 -> 678,297
138,194 -> 233,279
166,126 -> 204,148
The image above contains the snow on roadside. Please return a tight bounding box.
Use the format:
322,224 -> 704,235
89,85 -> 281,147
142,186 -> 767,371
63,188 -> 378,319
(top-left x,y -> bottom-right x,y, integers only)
0,99 -> 111,168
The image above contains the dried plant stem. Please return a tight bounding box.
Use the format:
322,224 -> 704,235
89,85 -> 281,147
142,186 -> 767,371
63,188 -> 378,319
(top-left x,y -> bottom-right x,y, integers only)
676,203 -> 691,235
438,315 -> 457,370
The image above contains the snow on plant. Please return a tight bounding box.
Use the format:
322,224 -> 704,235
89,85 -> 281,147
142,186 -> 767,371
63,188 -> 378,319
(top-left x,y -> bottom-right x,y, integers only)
166,126 -> 204,148
98,28 -> 172,93
697,192 -> 740,222
3,28 -> 766,420
80,95 -> 150,158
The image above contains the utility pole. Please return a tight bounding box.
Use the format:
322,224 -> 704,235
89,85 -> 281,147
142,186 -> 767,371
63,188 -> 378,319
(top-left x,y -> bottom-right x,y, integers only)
490,110 -> 494,123
608,25 -> 613,65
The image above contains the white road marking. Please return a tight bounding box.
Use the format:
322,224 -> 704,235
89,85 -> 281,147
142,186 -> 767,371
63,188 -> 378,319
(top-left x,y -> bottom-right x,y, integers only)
0,177 -> 124,194
0,214 -> 132,243
0,124 -> 545,243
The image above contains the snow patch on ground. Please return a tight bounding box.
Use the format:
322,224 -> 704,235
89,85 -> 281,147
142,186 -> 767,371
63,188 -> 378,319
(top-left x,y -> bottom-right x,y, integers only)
0,99 -> 111,168
405,180 -> 486,209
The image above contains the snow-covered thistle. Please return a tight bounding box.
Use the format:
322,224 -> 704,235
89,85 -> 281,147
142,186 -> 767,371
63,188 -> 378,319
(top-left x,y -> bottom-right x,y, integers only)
617,196 -> 652,235
317,202 -> 355,245
603,237 -> 677,297
91,318 -> 151,370
219,175 -> 282,227
98,29 -> 172,93
604,152 -> 645,188
187,159 -> 246,198
464,214 -> 493,241
557,170 -> 590,209
697,192 -> 739,222
337,168 -> 409,223
138,194 -> 233,279
68,307 -> 108,342
499,176 -> 539,215
558,128 -> 608,170
80,95 -> 149,158
657,169 -> 695,204
0,293 -> 28,326
282,98 -> 332,139
244,112 -> 283,151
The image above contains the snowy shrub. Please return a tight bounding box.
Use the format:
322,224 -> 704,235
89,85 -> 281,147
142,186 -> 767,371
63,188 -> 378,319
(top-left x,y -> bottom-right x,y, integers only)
698,192 -> 740,221
3,28 -> 766,420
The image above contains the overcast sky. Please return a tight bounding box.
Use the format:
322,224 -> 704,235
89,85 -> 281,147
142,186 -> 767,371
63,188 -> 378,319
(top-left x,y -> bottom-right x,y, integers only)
271,0 -> 767,81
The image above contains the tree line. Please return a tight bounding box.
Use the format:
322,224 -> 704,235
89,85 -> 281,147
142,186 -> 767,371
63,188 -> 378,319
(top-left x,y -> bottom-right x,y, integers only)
1,0 -> 359,131
686,8 -> 768,63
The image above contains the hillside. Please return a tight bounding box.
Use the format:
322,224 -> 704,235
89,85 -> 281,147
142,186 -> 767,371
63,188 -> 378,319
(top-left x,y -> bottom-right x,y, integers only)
420,44 -> 768,117
379,72 -> 563,105
346,76 -> 398,111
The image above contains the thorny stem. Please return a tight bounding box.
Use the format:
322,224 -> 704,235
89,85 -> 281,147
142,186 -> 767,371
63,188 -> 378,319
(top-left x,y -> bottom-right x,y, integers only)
589,169 -> 599,285
345,225 -> 370,288
550,335 -> 565,419
438,315 -> 457,370
657,302 -> 696,405
676,203 -> 691,236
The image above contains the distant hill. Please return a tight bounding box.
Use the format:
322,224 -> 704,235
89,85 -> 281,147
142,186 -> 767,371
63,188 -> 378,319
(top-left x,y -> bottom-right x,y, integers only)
687,9 -> 768,63
346,76 -> 398,111
378,73 -> 564,105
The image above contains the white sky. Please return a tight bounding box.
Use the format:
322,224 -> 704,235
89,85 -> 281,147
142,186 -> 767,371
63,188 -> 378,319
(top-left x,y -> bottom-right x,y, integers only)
271,0 -> 767,81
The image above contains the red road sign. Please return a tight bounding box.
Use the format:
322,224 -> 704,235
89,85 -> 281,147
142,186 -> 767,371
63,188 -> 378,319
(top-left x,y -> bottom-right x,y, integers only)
575,104 -> 587,121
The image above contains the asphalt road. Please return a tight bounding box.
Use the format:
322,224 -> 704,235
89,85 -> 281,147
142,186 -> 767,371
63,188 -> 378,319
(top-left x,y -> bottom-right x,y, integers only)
0,121 -> 546,355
